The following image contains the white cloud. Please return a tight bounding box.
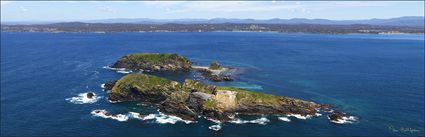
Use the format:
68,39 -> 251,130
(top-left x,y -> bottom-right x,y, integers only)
19,6 -> 28,12
144,1 -> 304,13
98,6 -> 117,13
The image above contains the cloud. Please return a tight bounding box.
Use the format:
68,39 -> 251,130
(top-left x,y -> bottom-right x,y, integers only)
143,1 -> 305,13
19,6 -> 28,12
140,1 -> 407,15
98,6 -> 117,13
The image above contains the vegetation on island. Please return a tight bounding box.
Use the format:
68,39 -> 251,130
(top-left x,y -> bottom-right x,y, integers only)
111,53 -> 192,71
209,61 -> 222,70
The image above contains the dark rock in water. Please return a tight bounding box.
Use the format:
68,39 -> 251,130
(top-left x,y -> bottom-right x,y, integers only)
328,111 -> 346,121
222,75 -> 233,81
106,73 -> 340,122
320,104 -> 333,112
104,112 -> 112,116
103,80 -> 117,91
193,67 -> 234,82
86,92 -> 95,99
110,53 -> 192,71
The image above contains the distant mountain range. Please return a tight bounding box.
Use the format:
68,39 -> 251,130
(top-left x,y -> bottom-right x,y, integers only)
2,16 -> 424,27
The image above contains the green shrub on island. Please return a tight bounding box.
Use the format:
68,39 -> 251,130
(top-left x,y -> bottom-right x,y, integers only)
111,53 -> 192,71
209,61 -> 222,70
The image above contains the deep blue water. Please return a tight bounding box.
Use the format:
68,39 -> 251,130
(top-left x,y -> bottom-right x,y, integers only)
1,32 -> 424,136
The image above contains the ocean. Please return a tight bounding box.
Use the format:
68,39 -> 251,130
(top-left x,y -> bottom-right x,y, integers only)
1,32 -> 424,136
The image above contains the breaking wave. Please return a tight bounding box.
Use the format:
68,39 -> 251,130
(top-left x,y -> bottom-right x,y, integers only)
90,110 -> 195,124
328,116 -> 358,124
117,70 -> 133,74
286,113 -> 322,120
91,110 -> 129,122
103,66 -> 134,74
66,92 -> 101,104
155,112 -> 195,124
209,124 -> 222,131
286,114 -> 314,120
229,117 -> 270,125
278,117 -> 291,122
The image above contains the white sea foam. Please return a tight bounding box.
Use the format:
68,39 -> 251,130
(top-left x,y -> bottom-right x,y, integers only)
328,116 -> 358,124
208,124 -> 222,131
91,110 -> 129,122
100,84 -> 105,89
142,114 -> 157,120
205,117 -> 222,124
91,109 -> 195,124
66,92 -> 101,104
156,112 -> 195,124
229,117 -> 270,125
287,114 -> 312,120
102,66 -> 125,71
278,117 -> 291,122
128,112 -> 145,120
117,70 -> 133,74
103,66 -> 133,74
108,100 -> 119,103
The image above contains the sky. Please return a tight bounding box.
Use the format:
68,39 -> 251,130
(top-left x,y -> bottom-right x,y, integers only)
1,1 -> 424,22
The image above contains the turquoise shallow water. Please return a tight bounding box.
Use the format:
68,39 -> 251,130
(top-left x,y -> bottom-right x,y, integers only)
1,32 -> 424,136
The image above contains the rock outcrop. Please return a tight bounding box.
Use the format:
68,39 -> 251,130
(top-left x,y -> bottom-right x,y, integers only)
103,80 -> 117,91
192,61 -> 235,82
107,73 -> 334,122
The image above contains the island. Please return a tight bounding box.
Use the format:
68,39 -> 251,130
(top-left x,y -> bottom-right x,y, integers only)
103,53 -> 352,123
110,53 -> 235,82
106,73 -> 323,122
192,61 -> 234,82
111,53 -> 192,71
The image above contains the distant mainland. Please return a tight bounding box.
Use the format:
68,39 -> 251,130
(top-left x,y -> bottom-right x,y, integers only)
1,16 -> 424,34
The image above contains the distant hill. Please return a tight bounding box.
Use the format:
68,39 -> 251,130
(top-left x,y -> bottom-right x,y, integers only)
80,16 -> 424,27
2,16 -> 424,27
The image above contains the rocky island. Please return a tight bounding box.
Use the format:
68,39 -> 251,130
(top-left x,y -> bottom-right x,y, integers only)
111,53 -> 192,71
103,53 -> 354,124
110,53 -> 235,82
192,61 -> 235,82
106,73 -> 324,122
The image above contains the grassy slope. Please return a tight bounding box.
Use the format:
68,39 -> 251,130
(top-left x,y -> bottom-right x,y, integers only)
111,73 -> 178,96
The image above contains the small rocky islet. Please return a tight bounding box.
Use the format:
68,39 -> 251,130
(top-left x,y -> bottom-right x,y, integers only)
103,53 -> 354,124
